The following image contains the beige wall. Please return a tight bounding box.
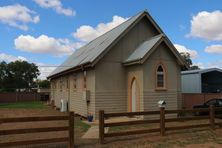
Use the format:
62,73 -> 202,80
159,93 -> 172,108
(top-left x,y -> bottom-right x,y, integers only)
50,16 -> 182,120
143,42 -> 182,111
50,69 -> 96,117
94,17 -> 159,118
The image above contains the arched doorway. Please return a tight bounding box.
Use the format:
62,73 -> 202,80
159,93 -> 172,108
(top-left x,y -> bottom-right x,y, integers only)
131,78 -> 137,112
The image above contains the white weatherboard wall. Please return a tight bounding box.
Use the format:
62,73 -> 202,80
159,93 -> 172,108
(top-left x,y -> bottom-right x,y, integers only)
181,73 -> 201,93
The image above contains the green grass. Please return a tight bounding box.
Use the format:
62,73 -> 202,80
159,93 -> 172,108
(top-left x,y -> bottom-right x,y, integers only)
74,117 -> 91,132
0,101 -> 45,109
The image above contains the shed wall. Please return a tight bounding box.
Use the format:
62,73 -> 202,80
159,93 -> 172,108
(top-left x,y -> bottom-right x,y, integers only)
181,73 -> 201,93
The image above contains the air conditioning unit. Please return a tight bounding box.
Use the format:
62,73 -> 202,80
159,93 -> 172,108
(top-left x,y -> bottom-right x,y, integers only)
60,99 -> 68,112
83,90 -> 90,101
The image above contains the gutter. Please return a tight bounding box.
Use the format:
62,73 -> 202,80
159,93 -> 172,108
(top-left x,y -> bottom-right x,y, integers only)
123,58 -> 143,66
47,62 -> 92,80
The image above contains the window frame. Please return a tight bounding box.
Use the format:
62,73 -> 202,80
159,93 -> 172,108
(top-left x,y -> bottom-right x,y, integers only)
155,64 -> 167,90
66,77 -> 69,89
59,78 -> 63,91
73,74 -> 77,90
83,71 -> 87,89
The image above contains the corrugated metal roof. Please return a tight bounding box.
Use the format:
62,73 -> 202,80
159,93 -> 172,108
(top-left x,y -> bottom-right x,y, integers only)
181,68 -> 222,75
124,34 -> 163,63
49,11 -> 144,77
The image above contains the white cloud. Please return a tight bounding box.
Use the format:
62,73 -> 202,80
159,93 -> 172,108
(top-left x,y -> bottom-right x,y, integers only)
34,0 -> 75,16
0,4 -> 39,31
202,61 -> 222,69
73,15 -> 128,42
174,44 -> 198,58
188,10 -> 222,41
14,35 -> 83,56
193,62 -> 205,69
35,63 -> 56,79
192,61 -> 222,70
205,44 -> 222,54
0,53 -> 27,62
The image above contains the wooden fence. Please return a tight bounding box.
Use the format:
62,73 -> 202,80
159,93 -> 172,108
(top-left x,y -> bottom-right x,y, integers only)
99,106 -> 222,144
0,92 -> 41,103
0,112 -> 74,148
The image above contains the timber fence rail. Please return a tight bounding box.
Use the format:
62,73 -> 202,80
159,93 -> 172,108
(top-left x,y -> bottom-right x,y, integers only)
99,106 -> 222,144
0,112 -> 75,148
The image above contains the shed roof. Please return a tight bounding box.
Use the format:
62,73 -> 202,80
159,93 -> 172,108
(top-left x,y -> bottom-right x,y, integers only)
181,68 -> 222,75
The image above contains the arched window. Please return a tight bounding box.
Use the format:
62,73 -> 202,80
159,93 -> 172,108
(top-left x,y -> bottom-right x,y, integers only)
156,65 -> 166,88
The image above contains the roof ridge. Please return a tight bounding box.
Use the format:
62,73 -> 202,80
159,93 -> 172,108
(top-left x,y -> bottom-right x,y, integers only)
48,10 -> 173,78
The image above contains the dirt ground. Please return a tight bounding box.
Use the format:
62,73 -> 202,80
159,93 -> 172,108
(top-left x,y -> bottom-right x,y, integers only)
1,106 -> 222,148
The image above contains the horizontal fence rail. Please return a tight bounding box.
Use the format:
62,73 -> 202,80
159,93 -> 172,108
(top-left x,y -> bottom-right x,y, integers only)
104,119 -> 160,127
104,111 -> 160,118
0,137 -> 69,147
0,112 -> 74,148
165,108 -> 210,114
99,106 -> 222,144
105,128 -> 160,137
0,116 -> 69,123
0,126 -> 69,135
165,116 -> 209,122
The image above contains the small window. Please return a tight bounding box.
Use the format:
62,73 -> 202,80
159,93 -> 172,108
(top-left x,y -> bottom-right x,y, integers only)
73,75 -> 77,89
60,79 -> 63,90
66,78 -> 69,89
52,82 -> 56,89
50,83 -> 53,89
83,71 -> 87,89
156,65 -> 166,88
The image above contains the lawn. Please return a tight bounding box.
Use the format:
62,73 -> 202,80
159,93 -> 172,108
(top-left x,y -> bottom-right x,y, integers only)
75,117 -> 91,132
0,101 -> 45,109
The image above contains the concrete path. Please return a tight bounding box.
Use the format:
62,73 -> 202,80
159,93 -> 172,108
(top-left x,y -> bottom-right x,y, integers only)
82,125 -> 109,139
82,117 -> 139,139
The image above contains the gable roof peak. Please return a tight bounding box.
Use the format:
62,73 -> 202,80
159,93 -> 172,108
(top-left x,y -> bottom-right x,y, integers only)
48,10 -> 184,79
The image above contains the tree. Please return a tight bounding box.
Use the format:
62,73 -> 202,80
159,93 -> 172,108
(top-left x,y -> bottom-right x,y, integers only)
36,79 -> 50,88
180,52 -> 200,70
0,60 -> 40,92
0,61 -> 7,91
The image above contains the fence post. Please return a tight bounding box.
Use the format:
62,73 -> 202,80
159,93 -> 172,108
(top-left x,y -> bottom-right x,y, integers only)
160,107 -> 165,136
99,110 -> 104,144
69,112 -> 74,148
209,105 -> 215,130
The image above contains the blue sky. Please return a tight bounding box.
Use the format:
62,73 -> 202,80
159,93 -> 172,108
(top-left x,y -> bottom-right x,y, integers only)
0,0 -> 222,79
